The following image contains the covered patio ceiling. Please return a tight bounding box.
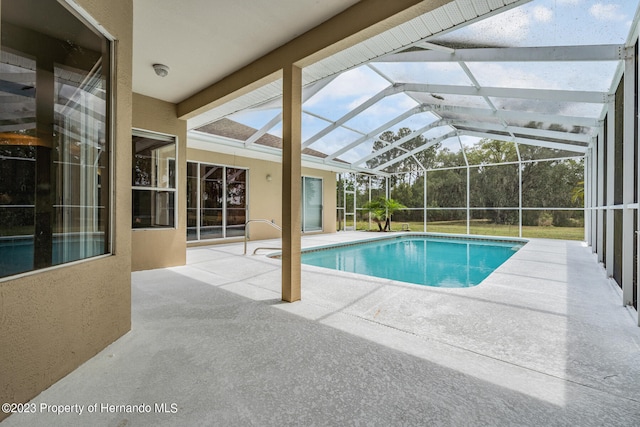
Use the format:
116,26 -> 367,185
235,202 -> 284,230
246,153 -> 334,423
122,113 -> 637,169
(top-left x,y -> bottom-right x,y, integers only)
186,0 -> 639,176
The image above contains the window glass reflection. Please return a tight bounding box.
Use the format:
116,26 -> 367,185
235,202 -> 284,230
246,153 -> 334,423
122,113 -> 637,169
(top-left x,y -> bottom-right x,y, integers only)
0,0 -> 111,278
132,133 -> 176,229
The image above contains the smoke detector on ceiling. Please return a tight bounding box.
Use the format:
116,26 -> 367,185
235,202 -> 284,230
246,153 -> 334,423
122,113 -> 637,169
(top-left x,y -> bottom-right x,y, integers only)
152,63 -> 170,77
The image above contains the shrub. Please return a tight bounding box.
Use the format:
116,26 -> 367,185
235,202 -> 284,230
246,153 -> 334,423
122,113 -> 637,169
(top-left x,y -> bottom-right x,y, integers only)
537,212 -> 553,227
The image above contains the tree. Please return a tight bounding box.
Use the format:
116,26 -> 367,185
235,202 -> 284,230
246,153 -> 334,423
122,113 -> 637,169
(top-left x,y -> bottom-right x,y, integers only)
362,197 -> 406,231
356,131 -> 585,230
571,181 -> 584,204
366,127 -> 440,185
362,197 -> 386,231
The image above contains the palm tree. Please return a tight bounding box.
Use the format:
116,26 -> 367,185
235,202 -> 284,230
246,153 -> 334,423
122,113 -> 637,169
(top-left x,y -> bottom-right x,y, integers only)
571,181 -> 584,205
362,197 -> 406,231
362,198 -> 386,231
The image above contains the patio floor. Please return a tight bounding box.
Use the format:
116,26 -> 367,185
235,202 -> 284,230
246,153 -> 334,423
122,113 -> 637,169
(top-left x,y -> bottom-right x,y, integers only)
3,232 -> 640,426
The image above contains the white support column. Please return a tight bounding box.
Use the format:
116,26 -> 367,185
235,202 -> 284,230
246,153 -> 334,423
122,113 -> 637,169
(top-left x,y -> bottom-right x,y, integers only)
515,143 -> 523,238
466,166 -> 470,235
196,163 -> 201,241
606,100 -> 615,278
584,151 -> 590,245
386,176 -> 390,200
368,175 -> 372,231
597,132 -> 605,260
458,135 -> 470,235
582,150 -> 591,245
423,170 -> 427,232
341,174 -> 345,231
636,45 -> 640,326
622,50 -> 635,306
591,137 -> 602,254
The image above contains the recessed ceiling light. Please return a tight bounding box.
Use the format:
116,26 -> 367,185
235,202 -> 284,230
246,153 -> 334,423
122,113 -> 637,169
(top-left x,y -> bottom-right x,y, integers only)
152,63 -> 170,77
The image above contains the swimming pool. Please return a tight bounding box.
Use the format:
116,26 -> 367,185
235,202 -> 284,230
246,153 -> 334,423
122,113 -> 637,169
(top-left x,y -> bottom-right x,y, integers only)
299,234 -> 525,288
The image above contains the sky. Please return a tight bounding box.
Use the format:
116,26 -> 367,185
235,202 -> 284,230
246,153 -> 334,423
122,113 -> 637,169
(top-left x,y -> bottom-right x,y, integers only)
228,0 -> 638,165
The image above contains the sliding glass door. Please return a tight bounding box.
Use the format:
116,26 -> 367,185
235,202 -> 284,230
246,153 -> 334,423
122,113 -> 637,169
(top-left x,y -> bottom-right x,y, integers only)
186,162 -> 247,241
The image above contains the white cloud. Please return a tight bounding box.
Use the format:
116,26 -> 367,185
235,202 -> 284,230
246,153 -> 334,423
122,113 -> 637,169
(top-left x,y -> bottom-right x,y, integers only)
348,95 -> 374,110
532,6 -> 553,22
344,93 -> 418,132
304,67 -> 388,108
589,3 -> 626,21
556,0 -> 581,5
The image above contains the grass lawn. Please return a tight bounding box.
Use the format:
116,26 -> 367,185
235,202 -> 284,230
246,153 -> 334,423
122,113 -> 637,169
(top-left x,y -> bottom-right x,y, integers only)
354,219 -> 584,241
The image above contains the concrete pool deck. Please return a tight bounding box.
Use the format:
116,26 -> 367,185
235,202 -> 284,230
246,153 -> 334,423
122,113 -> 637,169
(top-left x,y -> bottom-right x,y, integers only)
3,232 -> 640,426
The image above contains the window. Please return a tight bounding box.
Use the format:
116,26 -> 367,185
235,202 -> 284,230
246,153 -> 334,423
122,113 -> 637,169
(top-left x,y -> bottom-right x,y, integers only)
186,162 -> 247,240
132,131 -> 176,228
302,177 -> 323,232
0,0 -> 111,279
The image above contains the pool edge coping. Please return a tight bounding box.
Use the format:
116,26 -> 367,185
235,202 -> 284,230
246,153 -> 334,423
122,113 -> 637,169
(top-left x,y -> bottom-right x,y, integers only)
268,232 -> 529,259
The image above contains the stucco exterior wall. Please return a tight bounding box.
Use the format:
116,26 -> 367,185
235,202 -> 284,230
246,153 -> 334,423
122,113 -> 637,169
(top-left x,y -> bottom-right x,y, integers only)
0,0 -> 133,421
131,94 -> 187,271
187,148 -> 337,243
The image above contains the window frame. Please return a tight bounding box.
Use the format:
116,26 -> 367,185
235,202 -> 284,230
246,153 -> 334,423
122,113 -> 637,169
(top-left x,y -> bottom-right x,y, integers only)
186,160 -> 249,241
132,129 -> 178,230
0,0 -> 115,280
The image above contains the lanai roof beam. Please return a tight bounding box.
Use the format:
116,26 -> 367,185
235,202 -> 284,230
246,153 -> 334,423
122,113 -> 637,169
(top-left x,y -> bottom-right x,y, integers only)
353,120 -> 452,166
401,83 -> 608,103
372,130 -> 458,172
424,104 -> 601,128
452,121 -> 592,143
323,105 -> 428,161
374,44 -> 626,63
459,130 -> 588,153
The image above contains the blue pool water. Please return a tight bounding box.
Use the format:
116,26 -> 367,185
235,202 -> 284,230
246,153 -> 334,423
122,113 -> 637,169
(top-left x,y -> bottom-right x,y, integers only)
0,234 -> 106,278
300,235 -> 525,288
